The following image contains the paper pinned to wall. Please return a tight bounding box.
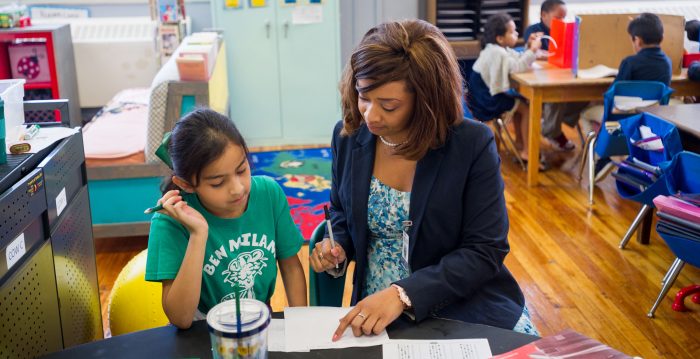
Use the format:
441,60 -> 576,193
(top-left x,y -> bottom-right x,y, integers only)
292,5 -> 323,25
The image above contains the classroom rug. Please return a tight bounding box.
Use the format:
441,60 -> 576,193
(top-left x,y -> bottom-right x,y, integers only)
250,148 -> 332,241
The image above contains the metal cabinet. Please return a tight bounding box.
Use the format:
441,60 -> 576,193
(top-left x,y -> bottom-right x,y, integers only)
211,0 -> 341,146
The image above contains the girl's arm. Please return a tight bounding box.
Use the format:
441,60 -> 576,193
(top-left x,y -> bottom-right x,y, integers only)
278,254 -> 307,306
156,190 -> 210,329
161,231 -> 208,329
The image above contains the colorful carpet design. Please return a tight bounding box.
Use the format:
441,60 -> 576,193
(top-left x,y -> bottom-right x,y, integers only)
250,148 -> 332,240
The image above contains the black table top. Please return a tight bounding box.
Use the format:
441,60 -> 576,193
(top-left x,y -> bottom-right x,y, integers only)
42,314 -> 537,358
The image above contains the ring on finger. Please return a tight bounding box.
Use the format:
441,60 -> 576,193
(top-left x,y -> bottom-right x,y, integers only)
318,252 -> 323,261
357,313 -> 366,320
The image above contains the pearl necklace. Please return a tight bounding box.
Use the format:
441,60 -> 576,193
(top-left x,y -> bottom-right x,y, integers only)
379,136 -> 406,147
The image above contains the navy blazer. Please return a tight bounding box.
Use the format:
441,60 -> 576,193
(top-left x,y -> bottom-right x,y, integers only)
328,119 -> 525,330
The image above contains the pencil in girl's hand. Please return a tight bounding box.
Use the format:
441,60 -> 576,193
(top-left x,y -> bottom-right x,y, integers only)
144,204 -> 164,214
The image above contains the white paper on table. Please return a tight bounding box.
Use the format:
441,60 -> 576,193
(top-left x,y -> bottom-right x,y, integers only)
292,5 -> 323,25
268,319 -> 310,353
284,306 -> 390,351
5,126 -> 79,154
382,339 -> 492,359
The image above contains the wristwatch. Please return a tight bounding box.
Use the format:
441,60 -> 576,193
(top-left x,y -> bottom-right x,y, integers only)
391,284 -> 412,309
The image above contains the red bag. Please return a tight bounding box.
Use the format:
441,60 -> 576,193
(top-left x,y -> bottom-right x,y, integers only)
548,18 -> 577,68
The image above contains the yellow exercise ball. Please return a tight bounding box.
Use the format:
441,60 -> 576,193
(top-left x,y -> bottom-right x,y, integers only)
108,249 -> 169,336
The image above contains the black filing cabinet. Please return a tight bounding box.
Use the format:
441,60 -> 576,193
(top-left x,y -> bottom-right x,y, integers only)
0,131 -> 102,358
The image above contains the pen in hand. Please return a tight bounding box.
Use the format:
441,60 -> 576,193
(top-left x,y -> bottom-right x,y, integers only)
144,204 -> 164,214
323,205 -> 339,269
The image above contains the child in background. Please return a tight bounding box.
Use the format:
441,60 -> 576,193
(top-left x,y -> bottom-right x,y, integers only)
586,13 -> 672,180
528,0 -> 585,152
684,20 -> 700,81
145,108 -> 307,329
467,13 -> 544,167
524,0 -> 567,52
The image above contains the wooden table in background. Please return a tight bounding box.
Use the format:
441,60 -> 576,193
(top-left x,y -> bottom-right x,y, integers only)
511,62 -> 700,187
646,104 -> 700,139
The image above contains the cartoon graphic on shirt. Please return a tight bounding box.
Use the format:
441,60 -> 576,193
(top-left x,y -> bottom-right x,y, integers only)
221,249 -> 268,300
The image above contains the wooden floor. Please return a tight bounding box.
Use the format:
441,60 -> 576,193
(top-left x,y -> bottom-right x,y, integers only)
94,133 -> 700,358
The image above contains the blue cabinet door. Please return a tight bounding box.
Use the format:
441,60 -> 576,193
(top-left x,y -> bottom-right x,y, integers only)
276,1 -> 341,142
211,1 -> 283,139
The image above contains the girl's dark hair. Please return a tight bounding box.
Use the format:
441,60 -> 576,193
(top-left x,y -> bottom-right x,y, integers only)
161,108 -> 249,193
481,13 -> 513,48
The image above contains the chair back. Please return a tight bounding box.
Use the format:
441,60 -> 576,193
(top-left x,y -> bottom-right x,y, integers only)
595,81 -> 673,158
661,151 -> 700,195
108,249 -> 169,336
308,222 -> 346,307
614,113 -> 682,205
657,151 -> 700,268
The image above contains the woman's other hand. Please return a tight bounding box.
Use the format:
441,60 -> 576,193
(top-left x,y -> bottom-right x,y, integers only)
332,286 -> 405,341
310,238 -> 347,272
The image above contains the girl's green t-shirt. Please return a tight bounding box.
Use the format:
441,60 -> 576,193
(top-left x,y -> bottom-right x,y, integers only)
145,176 -> 303,314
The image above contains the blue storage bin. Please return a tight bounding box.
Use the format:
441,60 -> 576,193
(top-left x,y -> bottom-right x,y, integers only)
620,113 -> 682,165
595,81 -> 673,158
656,231 -> 700,268
614,113 -> 682,206
595,128 -> 629,158
661,151 -> 700,195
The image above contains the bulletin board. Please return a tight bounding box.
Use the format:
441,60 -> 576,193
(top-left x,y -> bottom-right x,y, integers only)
578,14 -> 685,75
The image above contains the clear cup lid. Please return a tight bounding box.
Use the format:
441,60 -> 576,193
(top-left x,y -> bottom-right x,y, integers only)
206,299 -> 271,338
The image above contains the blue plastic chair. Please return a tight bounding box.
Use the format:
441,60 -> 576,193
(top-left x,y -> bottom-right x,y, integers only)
647,151 -> 700,317
616,113 -> 682,249
578,81 -> 673,204
308,222 -> 346,306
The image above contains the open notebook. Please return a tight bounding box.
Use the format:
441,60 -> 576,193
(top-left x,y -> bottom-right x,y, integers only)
577,64 -> 618,79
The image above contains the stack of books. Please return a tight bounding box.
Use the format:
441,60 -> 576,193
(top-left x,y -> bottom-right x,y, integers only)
491,329 -> 633,358
654,193 -> 700,242
611,158 -> 660,192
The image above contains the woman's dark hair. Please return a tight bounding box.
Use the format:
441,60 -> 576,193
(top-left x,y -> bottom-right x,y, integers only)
339,19 -> 463,160
628,13 -> 664,45
481,13 -> 513,48
161,108 -> 249,192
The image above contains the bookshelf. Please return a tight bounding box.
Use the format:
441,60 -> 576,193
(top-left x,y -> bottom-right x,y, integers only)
426,0 -> 530,59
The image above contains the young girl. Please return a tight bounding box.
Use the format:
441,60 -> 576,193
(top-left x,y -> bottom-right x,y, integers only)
145,108 -> 307,329
467,13 -> 542,166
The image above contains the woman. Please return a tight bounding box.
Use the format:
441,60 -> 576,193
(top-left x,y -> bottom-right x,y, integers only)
310,19 -> 537,339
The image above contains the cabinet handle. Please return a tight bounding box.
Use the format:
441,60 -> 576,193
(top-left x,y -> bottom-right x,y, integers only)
266,20 -> 271,39
283,21 -> 289,38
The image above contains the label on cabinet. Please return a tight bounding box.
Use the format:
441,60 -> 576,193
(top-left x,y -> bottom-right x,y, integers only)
293,5 -> 323,25
6,233 -> 26,271
56,187 -> 67,217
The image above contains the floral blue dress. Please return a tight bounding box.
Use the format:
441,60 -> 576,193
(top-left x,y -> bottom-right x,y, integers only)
360,177 -> 539,336
362,176 -> 411,298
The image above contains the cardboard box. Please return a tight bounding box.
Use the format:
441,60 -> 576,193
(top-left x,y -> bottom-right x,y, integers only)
578,14 -> 685,75
176,54 -> 208,81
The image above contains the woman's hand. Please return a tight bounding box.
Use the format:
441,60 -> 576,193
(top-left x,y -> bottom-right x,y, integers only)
158,190 -> 208,237
332,286 -> 405,341
310,238 -> 347,272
